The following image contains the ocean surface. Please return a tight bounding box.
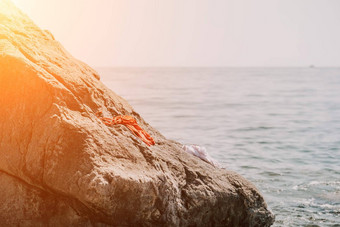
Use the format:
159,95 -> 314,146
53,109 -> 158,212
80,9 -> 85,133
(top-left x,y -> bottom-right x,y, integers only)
98,67 -> 340,226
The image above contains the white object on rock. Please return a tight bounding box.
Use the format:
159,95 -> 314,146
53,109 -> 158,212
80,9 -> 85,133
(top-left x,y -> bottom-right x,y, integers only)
182,145 -> 221,168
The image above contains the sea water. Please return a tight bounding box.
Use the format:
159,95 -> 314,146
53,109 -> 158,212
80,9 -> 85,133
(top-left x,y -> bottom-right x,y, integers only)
98,67 -> 340,226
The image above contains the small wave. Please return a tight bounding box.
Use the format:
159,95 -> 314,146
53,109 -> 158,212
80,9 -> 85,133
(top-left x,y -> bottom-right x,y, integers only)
319,204 -> 339,209
308,181 -> 340,186
292,185 -> 308,191
261,171 -> 282,177
234,126 -> 277,131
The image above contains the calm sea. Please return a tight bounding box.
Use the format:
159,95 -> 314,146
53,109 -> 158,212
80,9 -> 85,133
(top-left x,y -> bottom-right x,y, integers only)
98,67 -> 340,226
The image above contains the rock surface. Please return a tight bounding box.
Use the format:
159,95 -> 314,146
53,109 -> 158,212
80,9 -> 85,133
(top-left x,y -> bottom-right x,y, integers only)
0,0 -> 275,226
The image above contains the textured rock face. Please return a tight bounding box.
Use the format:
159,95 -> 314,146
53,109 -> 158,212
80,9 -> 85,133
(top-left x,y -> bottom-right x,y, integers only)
0,0 -> 275,226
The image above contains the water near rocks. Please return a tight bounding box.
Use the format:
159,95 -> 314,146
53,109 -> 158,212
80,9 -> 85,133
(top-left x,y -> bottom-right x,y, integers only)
99,67 -> 340,226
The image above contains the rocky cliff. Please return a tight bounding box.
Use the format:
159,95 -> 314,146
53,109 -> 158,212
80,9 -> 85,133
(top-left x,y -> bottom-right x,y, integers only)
0,0 -> 275,226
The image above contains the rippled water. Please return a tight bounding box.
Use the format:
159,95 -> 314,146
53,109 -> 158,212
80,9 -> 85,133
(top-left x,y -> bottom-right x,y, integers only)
98,67 -> 340,226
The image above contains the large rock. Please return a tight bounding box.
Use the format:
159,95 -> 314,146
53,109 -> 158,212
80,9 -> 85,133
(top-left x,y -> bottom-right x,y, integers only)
0,0 -> 275,226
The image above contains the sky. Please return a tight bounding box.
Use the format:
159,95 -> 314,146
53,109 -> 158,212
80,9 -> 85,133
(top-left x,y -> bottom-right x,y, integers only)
11,0 -> 340,67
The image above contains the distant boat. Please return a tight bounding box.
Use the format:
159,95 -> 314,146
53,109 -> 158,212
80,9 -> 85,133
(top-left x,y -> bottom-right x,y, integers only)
309,65 -> 315,68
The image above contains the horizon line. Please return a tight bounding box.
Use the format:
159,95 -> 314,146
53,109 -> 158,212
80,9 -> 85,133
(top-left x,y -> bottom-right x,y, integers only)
94,65 -> 340,69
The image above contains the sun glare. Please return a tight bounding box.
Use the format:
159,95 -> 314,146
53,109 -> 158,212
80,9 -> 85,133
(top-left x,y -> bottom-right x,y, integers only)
10,0 -> 31,14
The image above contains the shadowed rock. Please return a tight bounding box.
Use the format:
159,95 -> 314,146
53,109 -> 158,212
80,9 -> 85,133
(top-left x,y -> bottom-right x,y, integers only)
0,0 -> 275,226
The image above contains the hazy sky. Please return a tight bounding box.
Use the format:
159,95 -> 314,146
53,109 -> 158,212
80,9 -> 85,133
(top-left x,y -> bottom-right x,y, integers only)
12,0 -> 340,67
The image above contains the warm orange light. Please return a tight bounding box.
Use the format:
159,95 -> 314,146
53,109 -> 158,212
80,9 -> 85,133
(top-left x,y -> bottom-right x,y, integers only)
10,0 -> 26,10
